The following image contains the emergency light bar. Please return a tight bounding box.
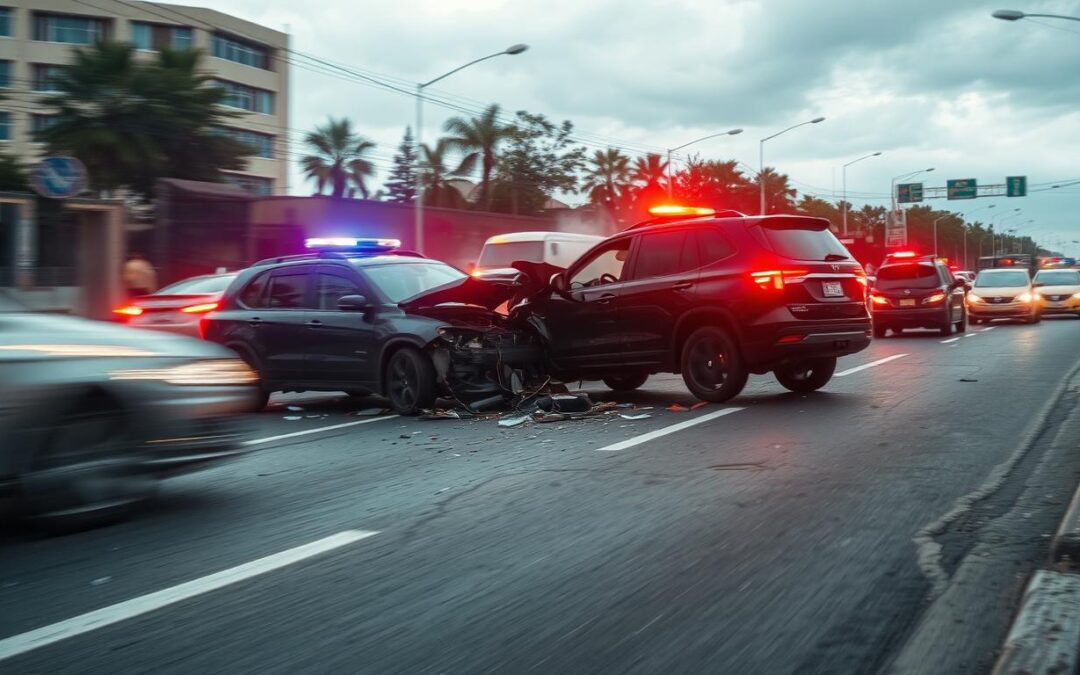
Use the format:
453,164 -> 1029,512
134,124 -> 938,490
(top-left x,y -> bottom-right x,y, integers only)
648,205 -> 716,217
304,237 -> 402,250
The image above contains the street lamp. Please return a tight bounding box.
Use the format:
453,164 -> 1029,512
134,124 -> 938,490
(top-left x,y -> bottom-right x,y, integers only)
959,203 -> 995,269
759,116 -> 825,215
990,208 -> 1021,254
841,151 -> 882,236
890,168 -> 934,212
932,212 -> 958,258
665,128 -> 744,198
992,9 -> 1080,23
414,43 -> 529,253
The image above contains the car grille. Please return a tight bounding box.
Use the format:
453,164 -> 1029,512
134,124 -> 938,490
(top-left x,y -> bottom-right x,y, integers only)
1046,295 -> 1067,302
987,296 -> 1014,304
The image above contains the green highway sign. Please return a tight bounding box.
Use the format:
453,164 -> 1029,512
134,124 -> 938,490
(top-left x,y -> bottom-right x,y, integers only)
897,182 -> 923,203
947,178 -> 977,200
1006,176 -> 1026,197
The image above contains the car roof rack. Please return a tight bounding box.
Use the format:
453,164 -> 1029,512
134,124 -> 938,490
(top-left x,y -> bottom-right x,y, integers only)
625,209 -> 746,231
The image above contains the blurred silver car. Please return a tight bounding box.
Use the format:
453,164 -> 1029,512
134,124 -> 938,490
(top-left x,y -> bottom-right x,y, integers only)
113,272 -> 237,337
0,291 -> 258,529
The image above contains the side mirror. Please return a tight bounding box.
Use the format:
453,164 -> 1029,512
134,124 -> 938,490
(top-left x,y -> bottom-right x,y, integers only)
951,278 -> 966,289
337,294 -> 369,311
550,272 -> 568,295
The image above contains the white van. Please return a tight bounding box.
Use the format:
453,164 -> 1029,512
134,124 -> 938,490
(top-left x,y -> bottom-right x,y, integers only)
474,231 -> 603,275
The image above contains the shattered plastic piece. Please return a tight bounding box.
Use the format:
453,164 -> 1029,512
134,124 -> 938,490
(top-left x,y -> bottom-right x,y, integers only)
667,404 -> 690,412
690,401 -> 709,411
498,414 -> 530,428
283,415 -> 303,421
420,409 -> 462,420
620,413 -> 652,420
616,403 -> 635,409
537,393 -> 592,413
349,408 -> 387,417
534,412 -> 567,423
286,405 -> 304,412
590,402 -> 618,414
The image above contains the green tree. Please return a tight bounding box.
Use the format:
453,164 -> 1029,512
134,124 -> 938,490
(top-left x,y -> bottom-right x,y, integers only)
671,157 -> 754,213
795,195 -> 840,225
301,117 -> 376,198
489,111 -> 585,216
581,148 -> 631,211
755,167 -> 797,215
419,137 -> 475,208
384,126 -> 418,204
442,103 -> 511,210
39,42 -> 249,199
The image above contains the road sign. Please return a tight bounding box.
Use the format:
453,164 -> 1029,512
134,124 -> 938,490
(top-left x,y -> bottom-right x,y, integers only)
947,178 -> 977,200
1006,176 -> 1026,197
885,210 -> 907,247
897,183 -> 923,203
30,156 -> 87,199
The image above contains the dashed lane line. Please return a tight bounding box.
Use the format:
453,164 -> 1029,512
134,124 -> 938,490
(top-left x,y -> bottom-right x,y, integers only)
596,407 -> 744,452
243,415 -> 399,446
965,332 -> 977,338
834,353 -> 908,377
940,337 -> 961,344
980,326 -> 995,332
0,530 -> 379,662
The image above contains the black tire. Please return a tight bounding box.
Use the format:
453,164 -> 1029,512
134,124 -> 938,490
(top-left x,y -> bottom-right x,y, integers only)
385,348 -> 437,415
873,323 -> 887,338
773,357 -> 837,393
602,372 -> 648,392
939,316 -> 954,337
19,393 -> 156,531
679,326 -> 748,403
956,308 -> 967,333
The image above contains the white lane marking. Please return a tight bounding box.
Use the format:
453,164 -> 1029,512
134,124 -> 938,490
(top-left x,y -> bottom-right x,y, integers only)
940,337 -> 961,344
980,326 -> 995,332
596,407 -> 744,452
243,416 -> 398,446
834,353 -> 908,377
965,333 -> 977,338
0,530 -> 378,662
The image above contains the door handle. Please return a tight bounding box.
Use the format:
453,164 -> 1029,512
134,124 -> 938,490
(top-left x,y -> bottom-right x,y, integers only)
248,317 -> 263,326
307,319 -> 324,328
673,281 -> 693,290
595,293 -> 616,304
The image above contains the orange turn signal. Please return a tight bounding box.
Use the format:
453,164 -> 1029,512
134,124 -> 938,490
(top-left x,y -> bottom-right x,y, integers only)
648,205 -> 716,217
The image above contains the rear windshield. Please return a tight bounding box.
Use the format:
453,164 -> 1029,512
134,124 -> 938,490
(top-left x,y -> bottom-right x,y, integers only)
758,223 -> 850,261
875,263 -> 941,290
477,241 -> 545,269
975,270 -> 1029,288
1034,270 -> 1080,285
157,275 -> 235,294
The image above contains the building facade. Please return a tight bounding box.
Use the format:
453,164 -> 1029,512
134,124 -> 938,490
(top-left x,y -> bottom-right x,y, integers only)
0,0 -> 289,195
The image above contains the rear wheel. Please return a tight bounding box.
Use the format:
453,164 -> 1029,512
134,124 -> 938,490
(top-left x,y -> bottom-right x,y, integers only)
233,346 -> 270,411
939,316 -> 954,336
773,357 -> 837,393
873,323 -> 887,338
679,326 -> 748,403
385,348 -> 437,415
602,372 -> 648,392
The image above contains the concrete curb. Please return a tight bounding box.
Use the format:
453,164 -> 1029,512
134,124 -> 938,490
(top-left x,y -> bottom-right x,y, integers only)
992,570 -> 1080,675
1050,398 -> 1080,568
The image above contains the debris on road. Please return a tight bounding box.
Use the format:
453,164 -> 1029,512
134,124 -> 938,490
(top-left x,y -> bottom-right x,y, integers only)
536,393 -> 593,413
620,413 -> 652,420
691,401 -> 709,410
420,409 -> 464,420
286,405 -> 304,412
349,408 -> 389,417
498,414 -> 531,428
959,378 -> 979,383
283,415 -> 302,421
668,404 -> 690,412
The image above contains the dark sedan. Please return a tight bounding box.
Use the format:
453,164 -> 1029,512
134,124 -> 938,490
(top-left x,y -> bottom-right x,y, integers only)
0,291 -> 259,530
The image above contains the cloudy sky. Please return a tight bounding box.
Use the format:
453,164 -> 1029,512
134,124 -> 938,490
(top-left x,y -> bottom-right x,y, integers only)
181,0 -> 1080,256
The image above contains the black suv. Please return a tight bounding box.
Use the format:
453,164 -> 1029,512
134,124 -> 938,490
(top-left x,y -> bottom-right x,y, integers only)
869,255 -> 968,337
522,211 -> 871,401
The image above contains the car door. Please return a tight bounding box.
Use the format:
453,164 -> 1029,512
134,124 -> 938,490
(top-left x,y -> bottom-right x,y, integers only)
305,265 -> 380,389
617,228 -> 702,366
541,237 -> 633,372
258,266 -> 316,382
943,265 -> 964,321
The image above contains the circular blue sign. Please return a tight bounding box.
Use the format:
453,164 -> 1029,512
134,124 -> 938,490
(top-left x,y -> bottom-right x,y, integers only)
31,156 -> 88,199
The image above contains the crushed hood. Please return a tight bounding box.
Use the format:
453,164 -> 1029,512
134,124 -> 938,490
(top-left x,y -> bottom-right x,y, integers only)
399,260 -> 564,312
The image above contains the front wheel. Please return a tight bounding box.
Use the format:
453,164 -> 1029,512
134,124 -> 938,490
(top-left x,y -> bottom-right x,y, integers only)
939,317 -> 954,337
385,348 -> 437,415
603,372 -> 648,392
955,307 -> 967,333
680,326 -> 748,403
773,357 -> 837,393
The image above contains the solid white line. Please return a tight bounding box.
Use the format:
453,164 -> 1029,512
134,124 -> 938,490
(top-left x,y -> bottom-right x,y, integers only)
980,326 -> 995,332
596,407 -> 743,452
834,353 -> 908,377
965,332 -> 977,338
940,337 -> 961,344
0,530 -> 378,662
243,416 -> 399,446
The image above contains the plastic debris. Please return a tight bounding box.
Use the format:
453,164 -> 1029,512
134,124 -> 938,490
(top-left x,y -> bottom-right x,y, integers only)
420,409 -> 462,420
537,393 -> 592,413
349,408 -> 388,417
691,401 -> 709,410
498,414 -> 531,428
620,413 -> 652,420
283,415 -> 303,421
286,405 -> 304,412
667,404 -> 690,412
616,402 -> 636,409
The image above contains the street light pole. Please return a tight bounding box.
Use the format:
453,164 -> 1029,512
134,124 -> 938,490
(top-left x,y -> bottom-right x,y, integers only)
990,208 -> 1021,255
890,167 -> 934,213
932,213 -> 955,258
413,44 -> 528,254
758,116 -> 825,215
841,152 -> 882,236
993,9 -> 1080,23
665,128 -> 744,198
958,203 -> 995,269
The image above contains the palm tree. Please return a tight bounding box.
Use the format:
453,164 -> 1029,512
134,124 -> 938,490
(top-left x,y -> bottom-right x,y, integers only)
631,153 -> 669,192
420,137 -> 477,208
756,167 -> 797,214
442,104 -> 510,210
581,148 -> 631,208
301,117 -> 376,198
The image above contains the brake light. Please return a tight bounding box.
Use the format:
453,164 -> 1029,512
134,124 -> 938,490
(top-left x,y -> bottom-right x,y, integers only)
180,302 -> 220,314
870,294 -> 890,306
750,269 -> 808,290
113,305 -> 143,318
891,251 -> 917,258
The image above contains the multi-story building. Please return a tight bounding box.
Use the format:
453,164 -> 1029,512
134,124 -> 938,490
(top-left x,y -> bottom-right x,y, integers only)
0,1 -> 289,196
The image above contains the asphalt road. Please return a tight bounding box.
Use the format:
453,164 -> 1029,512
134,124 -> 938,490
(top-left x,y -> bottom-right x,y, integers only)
2,317 -> 1080,674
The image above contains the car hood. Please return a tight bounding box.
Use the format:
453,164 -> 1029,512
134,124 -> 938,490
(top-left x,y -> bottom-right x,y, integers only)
0,312 -> 233,359
399,260 -> 563,312
970,286 -> 1029,296
1036,284 -> 1080,295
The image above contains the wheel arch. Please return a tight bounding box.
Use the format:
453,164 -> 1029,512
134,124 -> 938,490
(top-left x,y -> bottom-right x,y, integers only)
671,308 -> 743,373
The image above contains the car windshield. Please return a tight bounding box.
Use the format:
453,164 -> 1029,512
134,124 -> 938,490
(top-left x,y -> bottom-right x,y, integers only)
976,270 -> 1029,287
360,261 -> 467,303
1035,270 -> 1080,285
875,263 -> 940,290
477,241 -> 545,269
156,275 -> 236,294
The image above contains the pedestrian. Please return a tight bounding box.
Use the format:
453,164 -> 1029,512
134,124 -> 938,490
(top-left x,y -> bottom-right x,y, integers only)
123,251 -> 158,298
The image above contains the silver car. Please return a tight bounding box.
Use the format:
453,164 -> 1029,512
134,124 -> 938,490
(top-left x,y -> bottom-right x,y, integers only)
0,291 -> 258,530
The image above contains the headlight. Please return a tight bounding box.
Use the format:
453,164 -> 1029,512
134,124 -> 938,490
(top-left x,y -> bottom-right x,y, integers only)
1072,292 -> 1080,299
1017,292 -> 1035,303
110,359 -> 258,385
923,292 -> 947,304
967,293 -> 982,303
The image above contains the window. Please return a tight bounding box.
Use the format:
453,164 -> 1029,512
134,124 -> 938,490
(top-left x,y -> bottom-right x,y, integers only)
360,261 -> 466,304
32,114 -> 58,135
697,229 -> 736,264
876,263 -> 941,290
131,22 -> 193,51
318,271 -> 361,309
233,129 -> 274,159
32,64 -> 66,92
569,240 -> 631,289
223,174 -> 273,196
0,61 -> 9,89
975,270 -> 1029,288
131,21 -> 150,49
211,32 -> 270,69
267,271 -> 310,308
1034,270 -> 1080,286
172,26 -> 192,50
34,13 -> 108,45
477,241 -> 544,269
0,112 -> 10,141
0,8 -> 12,38
213,79 -> 274,114
632,231 -> 690,279
239,272 -> 270,308
757,221 -> 850,261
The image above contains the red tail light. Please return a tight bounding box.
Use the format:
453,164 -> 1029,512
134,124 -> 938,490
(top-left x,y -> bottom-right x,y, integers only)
870,294 -> 890,306
113,305 -> 143,318
776,334 -> 805,344
750,269 -> 808,291
181,302 -> 220,314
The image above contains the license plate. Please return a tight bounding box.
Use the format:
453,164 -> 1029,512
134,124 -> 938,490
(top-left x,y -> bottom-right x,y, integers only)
899,299 -> 916,307
822,281 -> 844,298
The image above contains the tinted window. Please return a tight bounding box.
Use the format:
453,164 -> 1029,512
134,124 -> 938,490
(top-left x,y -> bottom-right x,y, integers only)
157,274 -> 236,295
633,231 -> 689,279
361,261 -> 467,303
1034,270 -> 1080,285
477,241 -> 545,269
875,263 -> 942,290
759,223 -> 849,261
975,270 -> 1029,288
318,272 -> 361,309
267,272 -> 310,308
238,272 -> 270,308
569,239 -> 631,288
697,229 -> 735,264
